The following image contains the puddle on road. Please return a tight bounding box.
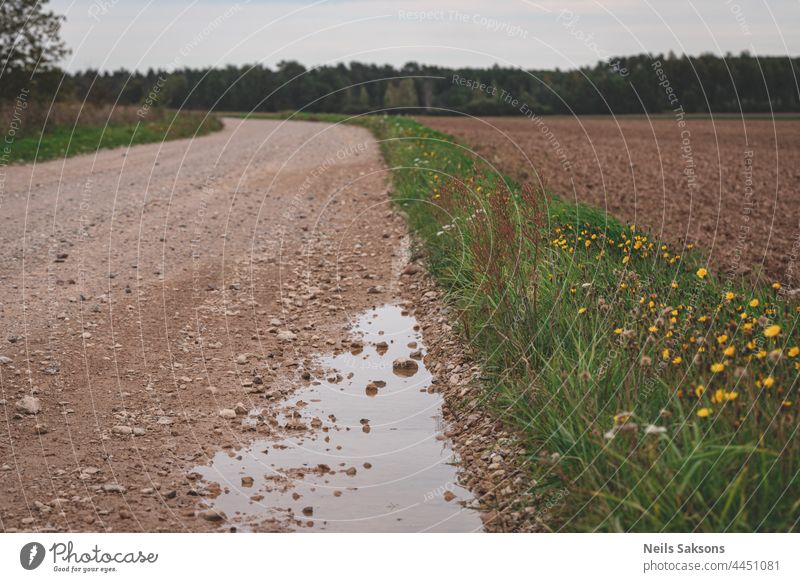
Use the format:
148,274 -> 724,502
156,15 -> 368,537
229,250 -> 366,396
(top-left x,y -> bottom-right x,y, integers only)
192,304 -> 482,532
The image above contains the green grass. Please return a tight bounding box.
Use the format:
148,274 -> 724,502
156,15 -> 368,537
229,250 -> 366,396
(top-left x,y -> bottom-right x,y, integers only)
230,110 -> 800,531
6,110 -> 222,164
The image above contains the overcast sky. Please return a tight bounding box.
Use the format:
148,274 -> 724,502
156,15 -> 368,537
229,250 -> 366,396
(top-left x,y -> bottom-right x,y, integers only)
51,0 -> 799,72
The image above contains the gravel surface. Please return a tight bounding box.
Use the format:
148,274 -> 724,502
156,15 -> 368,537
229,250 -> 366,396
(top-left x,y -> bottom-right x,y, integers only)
0,118 -> 396,531
420,116 -> 800,285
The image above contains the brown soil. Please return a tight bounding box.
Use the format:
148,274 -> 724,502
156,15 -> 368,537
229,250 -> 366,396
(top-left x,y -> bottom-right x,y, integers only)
420,115 -> 800,285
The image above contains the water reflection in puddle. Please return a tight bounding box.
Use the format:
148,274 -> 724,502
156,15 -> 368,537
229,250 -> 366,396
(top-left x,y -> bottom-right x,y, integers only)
193,304 -> 482,532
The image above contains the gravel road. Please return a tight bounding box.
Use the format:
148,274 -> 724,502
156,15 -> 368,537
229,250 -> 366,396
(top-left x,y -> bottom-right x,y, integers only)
0,118 -> 411,531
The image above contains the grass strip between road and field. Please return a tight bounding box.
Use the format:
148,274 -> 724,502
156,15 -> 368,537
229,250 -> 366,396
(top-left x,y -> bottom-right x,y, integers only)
5,109 -> 222,164
242,111 -> 800,532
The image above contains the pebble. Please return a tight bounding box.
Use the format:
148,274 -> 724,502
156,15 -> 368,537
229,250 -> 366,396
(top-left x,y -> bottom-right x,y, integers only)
16,396 -> 41,415
198,509 -> 226,522
218,409 -> 237,419
392,357 -> 419,375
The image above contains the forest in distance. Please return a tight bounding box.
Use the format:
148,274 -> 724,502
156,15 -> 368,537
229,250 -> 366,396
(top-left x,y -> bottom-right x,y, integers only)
11,52 -> 800,117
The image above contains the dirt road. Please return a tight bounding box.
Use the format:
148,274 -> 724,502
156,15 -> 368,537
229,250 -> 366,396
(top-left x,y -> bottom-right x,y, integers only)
1,118 -> 516,532
421,116 -> 800,284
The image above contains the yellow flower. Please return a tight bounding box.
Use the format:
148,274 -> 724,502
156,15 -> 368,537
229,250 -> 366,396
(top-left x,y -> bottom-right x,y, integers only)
696,407 -> 712,418
614,328 -> 623,334
671,281 -> 678,289
695,385 -> 705,397
763,376 -> 775,388
749,298 -> 759,308
764,325 -> 780,337
648,325 -> 658,333
725,291 -> 735,301
662,348 -> 670,359
613,412 -> 632,424
788,347 -> 800,357
710,363 -> 725,373
696,268 -> 708,279
716,334 -> 728,344
772,282 -> 781,290
578,307 -> 587,315
723,346 -> 735,357
672,356 -> 682,365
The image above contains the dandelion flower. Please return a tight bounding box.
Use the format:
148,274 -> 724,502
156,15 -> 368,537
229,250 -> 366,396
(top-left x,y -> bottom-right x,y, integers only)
764,325 -> 780,337
725,291 -> 735,301
578,307 -> 587,315
763,376 -> 775,388
613,412 -> 632,424
696,268 -> 708,279
696,407 -> 712,418
717,334 -> 728,344
772,282 -> 781,290
749,298 -> 759,308
710,363 -> 725,373
789,346 -> 800,357
723,346 -> 735,357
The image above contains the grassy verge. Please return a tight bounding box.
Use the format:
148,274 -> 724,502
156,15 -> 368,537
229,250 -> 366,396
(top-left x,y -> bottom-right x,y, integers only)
241,110 -> 800,531
6,109 -> 222,164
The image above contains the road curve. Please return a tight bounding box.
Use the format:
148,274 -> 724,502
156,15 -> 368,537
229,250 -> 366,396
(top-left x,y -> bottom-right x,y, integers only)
0,117 -> 415,531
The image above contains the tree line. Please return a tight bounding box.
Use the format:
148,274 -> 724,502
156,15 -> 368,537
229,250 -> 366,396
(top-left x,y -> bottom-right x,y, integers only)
56,53 -> 800,116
